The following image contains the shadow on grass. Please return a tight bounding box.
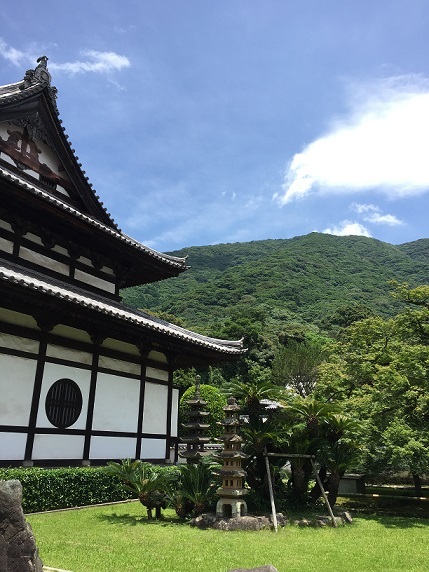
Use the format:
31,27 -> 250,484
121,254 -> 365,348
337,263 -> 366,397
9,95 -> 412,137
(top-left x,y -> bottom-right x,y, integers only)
357,514 -> 429,529
97,512 -> 186,527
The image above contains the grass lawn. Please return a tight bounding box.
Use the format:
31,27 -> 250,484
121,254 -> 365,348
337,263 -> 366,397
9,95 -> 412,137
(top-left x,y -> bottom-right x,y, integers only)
27,502 -> 429,572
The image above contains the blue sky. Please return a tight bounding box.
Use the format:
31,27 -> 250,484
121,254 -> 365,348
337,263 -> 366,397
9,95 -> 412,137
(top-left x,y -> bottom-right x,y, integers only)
2,1 -> 429,252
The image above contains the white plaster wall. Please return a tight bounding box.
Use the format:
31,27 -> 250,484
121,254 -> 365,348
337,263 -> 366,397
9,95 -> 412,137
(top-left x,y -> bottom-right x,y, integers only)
141,438 -> 166,459
0,236 -> 13,254
90,436 -> 136,459
25,232 -> 43,246
0,432 -> 27,460
142,383 -> 168,435
36,362 -> 90,430
0,219 -> 12,231
50,325 -> 92,343
148,350 -> 167,364
74,269 -> 116,293
0,308 -> 38,329
20,247 -> 69,276
0,354 -> 36,426
46,344 -> 92,366
51,244 -> 69,257
98,356 -> 140,376
102,338 -> 140,357
92,373 -> 140,432
170,388 -> 179,438
146,366 -> 169,382
0,332 -> 39,353
32,434 -> 85,460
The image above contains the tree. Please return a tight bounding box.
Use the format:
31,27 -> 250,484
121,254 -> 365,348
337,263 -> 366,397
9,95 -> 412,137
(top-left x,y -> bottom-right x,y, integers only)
271,338 -> 328,397
317,286 -> 429,493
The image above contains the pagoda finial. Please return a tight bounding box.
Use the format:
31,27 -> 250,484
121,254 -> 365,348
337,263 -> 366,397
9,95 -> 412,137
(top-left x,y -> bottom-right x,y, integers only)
195,374 -> 201,399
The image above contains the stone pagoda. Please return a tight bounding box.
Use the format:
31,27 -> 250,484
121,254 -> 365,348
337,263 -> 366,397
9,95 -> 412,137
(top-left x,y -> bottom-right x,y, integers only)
179,376 -> 211,464
216,396 -> 248,518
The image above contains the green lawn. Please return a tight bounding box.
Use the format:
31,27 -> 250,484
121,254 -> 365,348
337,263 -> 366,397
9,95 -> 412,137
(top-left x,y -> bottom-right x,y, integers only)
27,502 -> 429,572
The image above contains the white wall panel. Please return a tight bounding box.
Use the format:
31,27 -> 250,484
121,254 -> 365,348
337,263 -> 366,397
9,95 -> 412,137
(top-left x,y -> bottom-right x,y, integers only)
148,350 -> 167,364
0,219 -> 12,231
32,434 -> 85,460
146,366 -> 169,382
0,308 -> 37,329
50,325 -> 92,343
0,354 -> 36,425
74,269 -> 115,293
92,373 -> 140,432
142,383 -> 168,435
46,344 -> 92,366
36,363 -> 90,429
0,236 -> 13,254
170,388 -> 179,438
102,338 -> 140,357
0,432 -> 27,460
20,247 -> 69,275
0,332 -> 39,353
98,356 -> 140,375
90,436 -> 136,459
141,438 -> 166,459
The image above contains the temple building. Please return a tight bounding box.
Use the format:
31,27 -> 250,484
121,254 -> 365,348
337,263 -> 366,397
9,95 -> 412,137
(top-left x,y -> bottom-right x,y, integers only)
0,57 -> 244,467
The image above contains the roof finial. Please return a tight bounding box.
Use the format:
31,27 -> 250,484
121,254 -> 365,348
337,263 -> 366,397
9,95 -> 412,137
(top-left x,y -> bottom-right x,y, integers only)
34,56 -> 51,85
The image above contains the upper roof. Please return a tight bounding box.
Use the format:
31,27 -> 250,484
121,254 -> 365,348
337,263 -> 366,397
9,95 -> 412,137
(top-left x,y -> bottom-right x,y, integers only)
0,57 -> 189,286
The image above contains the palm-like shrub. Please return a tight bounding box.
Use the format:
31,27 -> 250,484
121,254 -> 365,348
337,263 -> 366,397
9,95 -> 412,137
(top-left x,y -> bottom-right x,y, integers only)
105,460 -> 173,519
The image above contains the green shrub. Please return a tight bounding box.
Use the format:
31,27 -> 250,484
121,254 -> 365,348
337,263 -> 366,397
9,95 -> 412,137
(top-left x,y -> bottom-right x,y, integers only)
0,467 -> 133,513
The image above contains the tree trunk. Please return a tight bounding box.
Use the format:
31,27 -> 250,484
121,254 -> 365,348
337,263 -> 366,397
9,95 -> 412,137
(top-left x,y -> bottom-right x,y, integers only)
412,473 -> 422,497
310,465 -> 327,501
327,472 -> 339,509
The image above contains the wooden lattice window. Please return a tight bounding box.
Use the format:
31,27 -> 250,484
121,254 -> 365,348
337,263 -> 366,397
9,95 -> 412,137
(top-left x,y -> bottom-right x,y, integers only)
45,378 -> 83,428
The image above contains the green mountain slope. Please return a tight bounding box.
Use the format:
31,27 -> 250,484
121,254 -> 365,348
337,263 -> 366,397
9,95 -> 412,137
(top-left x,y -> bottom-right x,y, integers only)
122,233 -> 429,334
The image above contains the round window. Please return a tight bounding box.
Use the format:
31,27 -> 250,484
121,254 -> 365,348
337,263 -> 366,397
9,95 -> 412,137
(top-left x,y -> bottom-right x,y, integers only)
45,378 -> 83,428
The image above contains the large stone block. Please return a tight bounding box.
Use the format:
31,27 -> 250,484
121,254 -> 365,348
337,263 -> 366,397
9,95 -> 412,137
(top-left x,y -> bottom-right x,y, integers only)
0,479 -> 44,572
228,566 -> 278,572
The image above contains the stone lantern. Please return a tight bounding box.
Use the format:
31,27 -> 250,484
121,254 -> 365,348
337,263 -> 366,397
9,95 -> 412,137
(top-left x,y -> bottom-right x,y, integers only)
216,396 -> 248,518
179,375 -> 211,464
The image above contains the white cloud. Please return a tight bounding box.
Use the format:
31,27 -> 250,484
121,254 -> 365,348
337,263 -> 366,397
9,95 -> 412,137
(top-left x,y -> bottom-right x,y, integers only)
350,202 -> 403,225
0,40 -> 130,76
0,38 -> 38,66
50,50 -> 130,74
323,221 -> 371,237
279,75 -> 429,204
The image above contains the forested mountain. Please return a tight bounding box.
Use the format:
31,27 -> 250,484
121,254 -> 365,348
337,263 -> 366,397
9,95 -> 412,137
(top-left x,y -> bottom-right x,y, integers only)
122,233 -> 429,336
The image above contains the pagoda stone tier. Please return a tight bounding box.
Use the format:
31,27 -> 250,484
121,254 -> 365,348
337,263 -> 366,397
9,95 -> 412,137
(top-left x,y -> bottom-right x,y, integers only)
179,377 -> 211,464
216,396 -> 248,518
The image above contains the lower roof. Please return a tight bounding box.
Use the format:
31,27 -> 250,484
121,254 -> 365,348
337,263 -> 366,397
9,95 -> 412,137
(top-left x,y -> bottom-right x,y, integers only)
0,260 -> 245,366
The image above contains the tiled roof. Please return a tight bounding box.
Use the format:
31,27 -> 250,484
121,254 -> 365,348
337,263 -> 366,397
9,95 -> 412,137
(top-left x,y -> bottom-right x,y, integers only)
0,261 -> 244,356
0,164 -> 188,271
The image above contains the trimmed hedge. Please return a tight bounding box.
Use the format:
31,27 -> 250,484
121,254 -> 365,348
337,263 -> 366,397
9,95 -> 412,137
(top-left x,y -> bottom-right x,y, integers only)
0,467 -> 133,513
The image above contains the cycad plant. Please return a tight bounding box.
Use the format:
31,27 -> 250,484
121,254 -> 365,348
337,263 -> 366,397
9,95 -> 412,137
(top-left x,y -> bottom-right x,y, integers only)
106,460 -> 173,519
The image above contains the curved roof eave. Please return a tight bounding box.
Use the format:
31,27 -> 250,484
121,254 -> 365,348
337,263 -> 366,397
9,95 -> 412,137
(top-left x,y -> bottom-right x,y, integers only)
0,262 -> 245,356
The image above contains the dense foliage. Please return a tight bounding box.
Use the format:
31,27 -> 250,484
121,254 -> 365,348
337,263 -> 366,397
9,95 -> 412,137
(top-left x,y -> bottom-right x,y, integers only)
122,234 -> 429,335
0,467 -> 133,513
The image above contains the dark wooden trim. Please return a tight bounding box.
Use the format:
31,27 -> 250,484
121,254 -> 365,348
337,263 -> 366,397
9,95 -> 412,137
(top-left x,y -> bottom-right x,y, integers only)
135,355 -> 147,459
83,344 -> 99,459
24,332 -> 48,460
0,346 -> 38,360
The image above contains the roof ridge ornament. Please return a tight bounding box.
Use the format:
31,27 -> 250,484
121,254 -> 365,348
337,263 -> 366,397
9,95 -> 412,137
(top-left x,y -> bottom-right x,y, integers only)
34,56 -> 51,85
21,56 -> 58,112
